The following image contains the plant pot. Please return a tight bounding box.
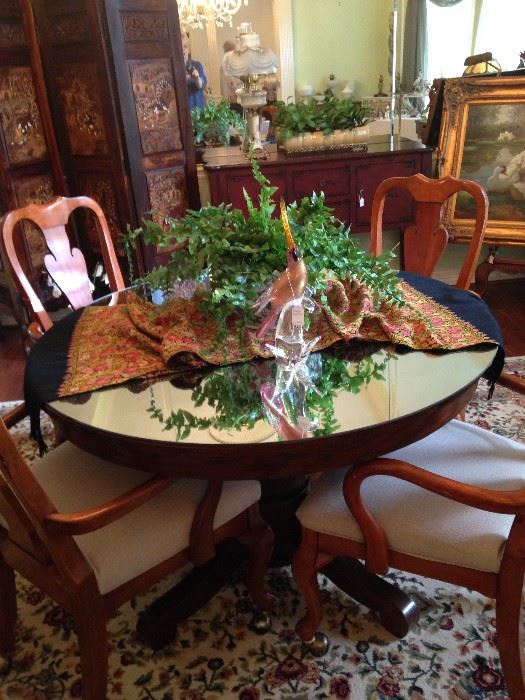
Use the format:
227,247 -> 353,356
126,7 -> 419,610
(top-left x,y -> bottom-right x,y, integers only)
332,129 -> 346,147
352,124 -> 370,144
284,134 -> 304,151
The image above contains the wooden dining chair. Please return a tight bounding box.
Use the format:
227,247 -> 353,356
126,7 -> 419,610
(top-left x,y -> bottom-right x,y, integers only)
292,419 -> 525,698
370,173 -> 489,290
0,414 -> 273,700
496,364 -> 525,396
0,195 -> 125,344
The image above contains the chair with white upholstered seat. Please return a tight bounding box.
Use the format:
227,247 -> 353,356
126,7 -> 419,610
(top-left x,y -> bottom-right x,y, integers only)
0,416 -> 273,700
292,419 -> 525,699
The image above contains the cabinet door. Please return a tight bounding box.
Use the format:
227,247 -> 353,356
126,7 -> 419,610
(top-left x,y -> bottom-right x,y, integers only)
325,200 -> 352,225
353,157 -> 420,229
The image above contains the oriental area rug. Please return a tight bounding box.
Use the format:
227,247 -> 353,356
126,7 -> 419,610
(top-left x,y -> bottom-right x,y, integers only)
1,357 -> 524,700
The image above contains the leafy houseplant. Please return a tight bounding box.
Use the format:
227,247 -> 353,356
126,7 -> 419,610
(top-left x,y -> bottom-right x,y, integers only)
191,97 -> 244,147
273,93 -> 372,140
122,156 -> 402,341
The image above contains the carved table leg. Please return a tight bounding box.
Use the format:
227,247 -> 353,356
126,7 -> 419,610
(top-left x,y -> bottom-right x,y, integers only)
260,475 -> 309,566
322,557 -> 420,638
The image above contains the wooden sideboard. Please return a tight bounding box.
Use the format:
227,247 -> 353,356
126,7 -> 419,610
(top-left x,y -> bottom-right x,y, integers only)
203,137 -> 433,233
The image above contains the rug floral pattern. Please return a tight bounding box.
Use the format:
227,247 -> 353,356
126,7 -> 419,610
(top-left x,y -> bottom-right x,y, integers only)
1,357 -> 524,700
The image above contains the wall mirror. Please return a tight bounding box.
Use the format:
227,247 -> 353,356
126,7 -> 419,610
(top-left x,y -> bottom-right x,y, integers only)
184,0 -> 295,104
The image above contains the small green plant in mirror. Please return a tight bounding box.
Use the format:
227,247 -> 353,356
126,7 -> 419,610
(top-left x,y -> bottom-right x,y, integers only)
191,97 -> 244,146
122,156 -> 403,341
147,350 -> 393,441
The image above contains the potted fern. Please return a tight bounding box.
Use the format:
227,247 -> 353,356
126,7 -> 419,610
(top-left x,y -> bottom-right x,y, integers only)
191,96 -> 244,147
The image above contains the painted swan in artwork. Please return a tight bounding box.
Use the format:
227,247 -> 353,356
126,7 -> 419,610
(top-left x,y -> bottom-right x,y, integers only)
486,165 -> 518,193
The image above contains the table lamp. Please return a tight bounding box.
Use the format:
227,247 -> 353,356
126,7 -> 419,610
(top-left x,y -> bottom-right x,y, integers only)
221,23 -> 277,157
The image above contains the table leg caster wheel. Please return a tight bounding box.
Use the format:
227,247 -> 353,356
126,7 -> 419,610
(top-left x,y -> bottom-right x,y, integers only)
250,610 -> 271,634
305,632 -> 329,657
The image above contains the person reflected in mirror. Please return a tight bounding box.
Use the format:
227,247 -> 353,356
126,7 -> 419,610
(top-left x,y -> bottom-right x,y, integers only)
181,32 -> 207,110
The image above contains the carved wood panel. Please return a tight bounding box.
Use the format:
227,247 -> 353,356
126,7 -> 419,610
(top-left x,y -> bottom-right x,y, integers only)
0,66 -> 48,164
120,11 -> 169,42
102,0 -> 199,272
146,168 -> 187,222
76,174 -> 124,255
48,11 -> 90,44
0,0 -> 66,324
55,64 -> 109,156
129,59 -> 182,155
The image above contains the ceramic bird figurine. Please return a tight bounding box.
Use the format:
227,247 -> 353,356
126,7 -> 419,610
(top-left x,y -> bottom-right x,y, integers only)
253,199 -> 307,339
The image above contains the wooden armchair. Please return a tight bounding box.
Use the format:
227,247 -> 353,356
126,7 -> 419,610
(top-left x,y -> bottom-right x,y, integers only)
0,195 -> 125,344
370,173 -> 488,290
292,419 -> 525,698
0,415 -> 273,700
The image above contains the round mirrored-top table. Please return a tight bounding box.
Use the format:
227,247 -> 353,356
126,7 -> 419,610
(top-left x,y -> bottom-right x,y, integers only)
27,281 -> 498,649
46,344 -> 496,481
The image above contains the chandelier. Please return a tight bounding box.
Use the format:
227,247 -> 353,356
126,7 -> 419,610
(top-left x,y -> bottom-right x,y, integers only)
178,0 -> 248,29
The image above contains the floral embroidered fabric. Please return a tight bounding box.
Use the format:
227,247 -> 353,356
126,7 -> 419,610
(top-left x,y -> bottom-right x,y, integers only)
59,277 -> 495,400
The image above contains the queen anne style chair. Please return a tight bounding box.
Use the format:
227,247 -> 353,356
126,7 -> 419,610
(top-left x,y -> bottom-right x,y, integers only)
292,419 -> 525,698
0,415 -> 274,700
0,195 -> 125,344
370,173 -> 489,290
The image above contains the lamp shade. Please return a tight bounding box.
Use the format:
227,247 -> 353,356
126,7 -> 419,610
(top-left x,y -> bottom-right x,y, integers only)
222,23 -> 277,77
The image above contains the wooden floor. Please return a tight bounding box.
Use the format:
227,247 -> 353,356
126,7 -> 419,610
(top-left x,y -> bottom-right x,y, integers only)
1,277 -> 524,403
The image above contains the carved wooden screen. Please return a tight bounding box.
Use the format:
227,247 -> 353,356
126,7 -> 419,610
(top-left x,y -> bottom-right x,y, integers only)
30,0 -> 199,277
31,0 -> 136,274
0,0 -> 66,324
101,0 -> 200,272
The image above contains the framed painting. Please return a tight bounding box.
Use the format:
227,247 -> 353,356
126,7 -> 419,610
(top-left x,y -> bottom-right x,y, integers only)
438,75 -> 525,245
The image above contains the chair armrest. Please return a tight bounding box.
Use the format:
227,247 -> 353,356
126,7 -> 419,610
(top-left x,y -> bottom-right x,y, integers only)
2,402 -> 28,429
43,475 -> 173,535
343,457 -> 525,574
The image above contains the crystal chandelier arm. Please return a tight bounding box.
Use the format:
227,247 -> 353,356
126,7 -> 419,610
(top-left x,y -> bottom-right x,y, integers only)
179,0 -> 248,29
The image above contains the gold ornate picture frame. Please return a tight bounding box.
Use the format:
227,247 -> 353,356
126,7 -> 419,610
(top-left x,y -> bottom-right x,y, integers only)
438,75 -> 525,245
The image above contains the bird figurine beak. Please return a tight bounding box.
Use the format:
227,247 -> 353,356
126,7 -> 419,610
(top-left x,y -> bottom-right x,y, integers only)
280,199 -> 296,250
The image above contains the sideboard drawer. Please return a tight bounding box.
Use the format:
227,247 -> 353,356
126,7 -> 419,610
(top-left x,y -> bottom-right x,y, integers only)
292,168 -> 350,199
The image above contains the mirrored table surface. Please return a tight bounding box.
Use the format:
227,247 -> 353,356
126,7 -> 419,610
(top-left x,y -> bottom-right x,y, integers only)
47,344 -> 496,480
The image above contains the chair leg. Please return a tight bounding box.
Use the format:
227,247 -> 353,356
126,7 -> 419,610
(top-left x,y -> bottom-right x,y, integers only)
291,528 -> 332,642
496,558 -> 525,699
0,553 -> 17,652
71,587 -> 108,700
241,505 -> 275,611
